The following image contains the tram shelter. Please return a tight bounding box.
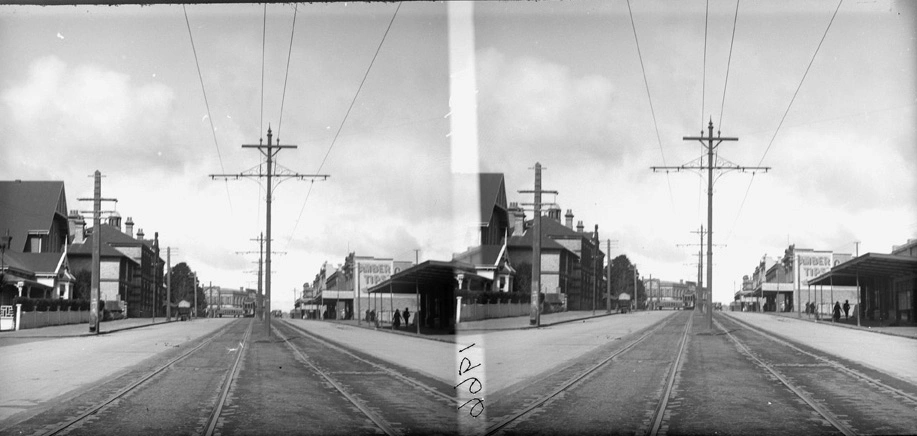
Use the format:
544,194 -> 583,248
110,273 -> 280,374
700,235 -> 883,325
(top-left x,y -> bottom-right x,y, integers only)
808,253 -> 917,324
367,259 -> 489,333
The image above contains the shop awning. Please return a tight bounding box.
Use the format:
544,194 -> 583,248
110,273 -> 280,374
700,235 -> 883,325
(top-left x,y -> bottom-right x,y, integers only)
808,253 -> 917,287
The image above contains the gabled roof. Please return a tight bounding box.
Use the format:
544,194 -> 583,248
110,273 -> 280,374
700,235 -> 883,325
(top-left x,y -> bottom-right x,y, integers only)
508,229 -> 569,252
478,173 -> 507,224
0,180 -> 67,252
68,226 -> 140,264
453,245 -> 505,266
5,252 -> 65,274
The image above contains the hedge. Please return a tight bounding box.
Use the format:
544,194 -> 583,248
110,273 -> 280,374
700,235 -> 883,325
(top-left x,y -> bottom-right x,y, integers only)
11,297 -> 90,312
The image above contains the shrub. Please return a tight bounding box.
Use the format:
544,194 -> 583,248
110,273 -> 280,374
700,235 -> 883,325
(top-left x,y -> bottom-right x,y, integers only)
12,297 -> 35,312
35,299 -> 51,311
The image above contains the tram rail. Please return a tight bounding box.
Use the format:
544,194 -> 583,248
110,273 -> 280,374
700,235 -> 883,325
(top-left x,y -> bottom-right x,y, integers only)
484,311 -> 693,436
41,319 -> 250,436
715,313 -> 917,435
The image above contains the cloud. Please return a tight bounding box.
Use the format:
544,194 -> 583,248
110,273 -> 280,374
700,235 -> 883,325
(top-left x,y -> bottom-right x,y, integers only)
2,55 -> 179,176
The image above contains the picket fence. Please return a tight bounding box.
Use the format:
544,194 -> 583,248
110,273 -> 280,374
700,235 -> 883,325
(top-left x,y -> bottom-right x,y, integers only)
459,301 -> 529,322
17,310 -> 90,330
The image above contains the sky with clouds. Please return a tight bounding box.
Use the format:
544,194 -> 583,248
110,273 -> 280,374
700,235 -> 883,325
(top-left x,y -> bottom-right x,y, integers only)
1,1 -> 914,311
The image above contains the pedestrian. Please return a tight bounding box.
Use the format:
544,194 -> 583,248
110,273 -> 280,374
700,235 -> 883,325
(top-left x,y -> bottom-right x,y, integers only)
843,300 -> 850,320
393,309 -> 401,329
805,301 -> 810,314
403,307 -> 410,327
833,301 -> 841,322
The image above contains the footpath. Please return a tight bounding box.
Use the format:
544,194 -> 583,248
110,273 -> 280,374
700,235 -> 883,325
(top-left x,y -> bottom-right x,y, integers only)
765,310 -> 917,339
0,317 -> 235,427
0,317 -> 175,340
723,311 -> 917,386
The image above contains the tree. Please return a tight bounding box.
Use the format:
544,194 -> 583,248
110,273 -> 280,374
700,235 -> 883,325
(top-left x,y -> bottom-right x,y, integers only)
166,262 -> 209,316
608,254 -> 646,307
512,262 -> 532,294
72,269 -> 92,300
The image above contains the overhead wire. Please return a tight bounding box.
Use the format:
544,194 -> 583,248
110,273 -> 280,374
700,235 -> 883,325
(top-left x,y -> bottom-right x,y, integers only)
718,0 -> 740,129
701,0 -> 708,128
260,3 -> 267,139
725,0 -> 843,243
183,5 -> 233,212
286,2 -> 403,246
277,3 -> 299,139
626,0 -> 675,205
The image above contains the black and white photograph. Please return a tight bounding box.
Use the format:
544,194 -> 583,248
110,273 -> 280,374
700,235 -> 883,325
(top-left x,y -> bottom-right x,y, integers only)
1,1 -> 915,435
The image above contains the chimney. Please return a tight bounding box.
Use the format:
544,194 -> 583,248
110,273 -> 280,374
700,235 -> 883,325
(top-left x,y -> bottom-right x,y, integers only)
108,213 -> 122,231
508,202 -> 526,236
547,206 -> 561,222
68,210 -> 86,244
125,217 -> 135,238
565,209 -> 574,229
576,220 -> 584,233
137,228 -> 145,240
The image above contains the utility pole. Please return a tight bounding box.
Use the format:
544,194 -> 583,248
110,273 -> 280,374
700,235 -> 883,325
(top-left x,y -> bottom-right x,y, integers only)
677,225 -> 725,312
166,247 -> 171,321
592,224 -> 599,316
237,233 -> 284,322
77,171 -> 117,334
632,263 -> 638,312
652,119 -> 769,330
606,240 -> 612,313
211,127 -> 329,337
518,163 -> 558,326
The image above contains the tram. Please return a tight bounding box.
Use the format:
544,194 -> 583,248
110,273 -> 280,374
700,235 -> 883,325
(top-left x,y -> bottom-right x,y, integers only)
242,298 -> 255,317
683,292 -> 696,310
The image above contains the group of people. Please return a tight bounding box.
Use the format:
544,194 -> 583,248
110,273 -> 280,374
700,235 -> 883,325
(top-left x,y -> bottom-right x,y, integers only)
392,307 -> 411,329
805,300 -> 851,322
362,307 -> 414,329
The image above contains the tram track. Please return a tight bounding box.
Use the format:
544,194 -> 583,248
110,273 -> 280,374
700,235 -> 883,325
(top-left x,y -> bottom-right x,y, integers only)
39,318 -> 252,436
484,310 -> 693,436
271,319 -> 459,436
715,313 -> 917,435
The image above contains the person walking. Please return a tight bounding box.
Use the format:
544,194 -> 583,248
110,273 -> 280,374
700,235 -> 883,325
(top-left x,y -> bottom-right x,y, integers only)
403,307 -> 410,327
843,300 -> 850,320
393,309 -> 401,329
833,301 -> 841,322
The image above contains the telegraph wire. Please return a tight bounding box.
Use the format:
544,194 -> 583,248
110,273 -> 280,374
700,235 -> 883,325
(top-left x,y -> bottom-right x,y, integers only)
260,3 -> 267,139
183,5 -> 232,212
756,0 -> 843,167
626,0 -> 674,204
718,0 -> 740,129
277,3 -> 299,139
701,0 -> 708,129
725,0 -> 843,243
287,2 -> 403,245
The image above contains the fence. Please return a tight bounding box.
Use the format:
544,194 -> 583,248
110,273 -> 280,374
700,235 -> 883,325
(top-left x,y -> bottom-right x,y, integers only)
17,309 -> 90,330
459,301 -> 530,322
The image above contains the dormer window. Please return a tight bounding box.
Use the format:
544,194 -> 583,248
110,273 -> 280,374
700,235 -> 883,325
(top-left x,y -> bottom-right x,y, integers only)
27,230 -> 48,253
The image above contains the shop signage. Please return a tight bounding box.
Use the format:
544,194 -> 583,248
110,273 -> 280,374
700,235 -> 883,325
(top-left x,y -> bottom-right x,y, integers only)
355,259 -> 394,294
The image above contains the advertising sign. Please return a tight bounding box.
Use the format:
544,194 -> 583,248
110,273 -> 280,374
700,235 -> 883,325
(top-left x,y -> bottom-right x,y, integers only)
796,251 -> 833,286
355,258 -> 395,294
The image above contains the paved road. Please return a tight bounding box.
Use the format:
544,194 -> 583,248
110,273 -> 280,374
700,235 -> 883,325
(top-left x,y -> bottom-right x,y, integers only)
3,310 -> 915,435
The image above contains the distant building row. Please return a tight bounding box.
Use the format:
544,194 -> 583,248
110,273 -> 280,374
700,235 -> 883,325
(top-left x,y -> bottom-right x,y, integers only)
736,240 -> 916,323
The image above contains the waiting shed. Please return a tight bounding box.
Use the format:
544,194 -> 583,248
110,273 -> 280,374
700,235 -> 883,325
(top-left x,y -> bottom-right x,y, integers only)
808,253 -> 917,323
367,259 -> 491,332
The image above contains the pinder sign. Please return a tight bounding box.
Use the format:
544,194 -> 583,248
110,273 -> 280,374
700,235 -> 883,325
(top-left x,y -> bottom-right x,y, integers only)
355,259 -> 394,294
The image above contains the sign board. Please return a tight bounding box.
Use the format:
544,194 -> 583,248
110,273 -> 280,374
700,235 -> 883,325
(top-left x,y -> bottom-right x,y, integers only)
796,251 -> 833,287
354,258 -> 394,295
